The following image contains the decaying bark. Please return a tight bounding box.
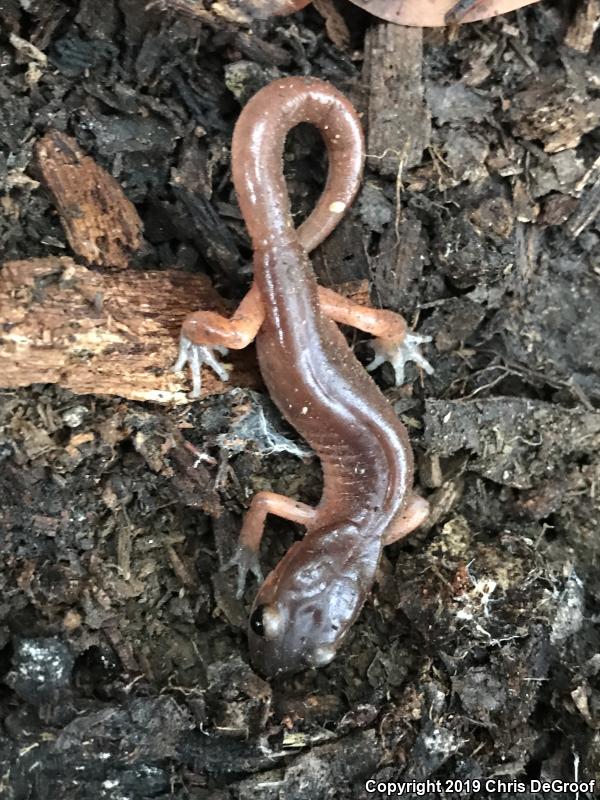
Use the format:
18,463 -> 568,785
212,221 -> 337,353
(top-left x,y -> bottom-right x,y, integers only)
361,23 -> 430,315
0,257 -> 258,404
363,24 -> 431,176
0,127 -> 261,404
564,0 -> 600,53
35,131 -> 143,270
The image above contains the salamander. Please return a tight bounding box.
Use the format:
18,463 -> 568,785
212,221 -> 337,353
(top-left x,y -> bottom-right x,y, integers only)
174,77 -> 433,676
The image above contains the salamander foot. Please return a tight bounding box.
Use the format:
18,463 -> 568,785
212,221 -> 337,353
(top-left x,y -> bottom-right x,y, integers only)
366,332 -> 434,386
172,335 -> 230,398
222,546 -> 264,599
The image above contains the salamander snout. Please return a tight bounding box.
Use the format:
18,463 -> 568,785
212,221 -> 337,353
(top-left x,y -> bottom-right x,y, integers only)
246,547 -> 365,678
248,598 -> 339,677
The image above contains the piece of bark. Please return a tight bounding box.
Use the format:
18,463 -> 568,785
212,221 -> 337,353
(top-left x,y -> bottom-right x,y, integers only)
0,257 -> 259,404
363,24 -> 431,176
508,78 -> 600,154
35,131 -> 143,270
564,0 -> 600,53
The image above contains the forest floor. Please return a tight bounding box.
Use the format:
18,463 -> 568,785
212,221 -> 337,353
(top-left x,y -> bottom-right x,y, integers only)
1,1 -> 600,798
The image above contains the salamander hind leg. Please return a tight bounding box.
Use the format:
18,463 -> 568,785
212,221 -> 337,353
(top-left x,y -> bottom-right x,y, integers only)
317,287 -> 433,386
173,283 -> 265,398
383,493 -> 430,546
223,491 -> 318,598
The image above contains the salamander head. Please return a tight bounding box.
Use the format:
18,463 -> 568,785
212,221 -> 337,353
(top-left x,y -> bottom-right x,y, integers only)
247,535 -> 373,677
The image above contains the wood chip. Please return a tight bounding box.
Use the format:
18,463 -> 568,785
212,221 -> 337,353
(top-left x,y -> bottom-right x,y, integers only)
35,131 -> 143,270
363,24 -> 431,176
564,0 -> 600,53
508,78 -> 600,154
0,257 -> 259,404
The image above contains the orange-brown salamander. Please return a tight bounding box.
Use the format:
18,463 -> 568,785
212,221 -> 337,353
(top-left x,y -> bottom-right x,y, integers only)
174,77 -> 433,676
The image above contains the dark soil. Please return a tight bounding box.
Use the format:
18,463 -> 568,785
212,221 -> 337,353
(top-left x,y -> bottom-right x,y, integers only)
1,1 -> 600,798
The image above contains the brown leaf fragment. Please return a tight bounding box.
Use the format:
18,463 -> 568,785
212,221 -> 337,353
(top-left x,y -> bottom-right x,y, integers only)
35,131 -> 143,270
312,0 -> 350,47
538,193 -> 578,227
348,0 -> 540,27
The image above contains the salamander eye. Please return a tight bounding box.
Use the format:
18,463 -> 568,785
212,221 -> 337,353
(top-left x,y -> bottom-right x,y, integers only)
249,604 -> 283,639
250,606 -> 266,636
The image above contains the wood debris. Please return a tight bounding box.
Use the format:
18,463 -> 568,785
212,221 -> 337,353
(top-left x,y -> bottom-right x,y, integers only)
0,257 -> 258,403
564,0 -> 600,53
35,131 -> 143,270
363,24 -> 431,176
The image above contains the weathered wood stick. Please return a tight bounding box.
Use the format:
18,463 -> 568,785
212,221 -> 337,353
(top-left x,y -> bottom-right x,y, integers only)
0,257 -> 259,404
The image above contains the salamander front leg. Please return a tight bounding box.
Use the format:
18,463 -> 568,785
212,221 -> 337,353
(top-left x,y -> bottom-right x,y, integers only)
173,339 -> 229,398
173,283 -> 265,398
317,287 -> 433,386
366,333 -> 433,387
223,491 -> 318,598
